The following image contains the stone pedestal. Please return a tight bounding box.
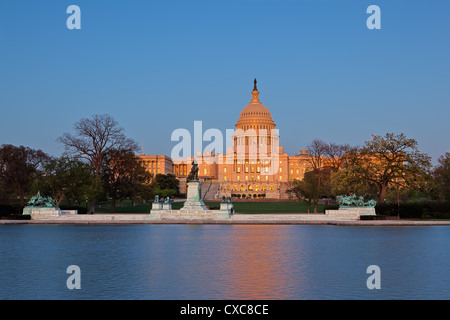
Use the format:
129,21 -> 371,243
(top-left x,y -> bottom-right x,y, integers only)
339,207 -> 376,216
220,202 -> 234,214
162,203 -> 172,210
325,207 -> 376,220
152,202 -> 162,211
23,207 -> 61,219
180,181 -> 207,211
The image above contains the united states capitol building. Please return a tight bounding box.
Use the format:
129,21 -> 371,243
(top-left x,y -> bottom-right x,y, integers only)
138,80 -> 313,199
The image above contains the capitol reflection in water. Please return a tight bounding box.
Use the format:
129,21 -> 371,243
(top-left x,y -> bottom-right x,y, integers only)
1,224 -> 450,300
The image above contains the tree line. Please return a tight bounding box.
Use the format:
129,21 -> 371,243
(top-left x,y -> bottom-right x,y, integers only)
288,133 -> 450,213
1,114 -> 449,215
0,114 -> 179,213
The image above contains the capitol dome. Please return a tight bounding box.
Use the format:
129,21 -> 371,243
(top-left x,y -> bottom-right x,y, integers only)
238,103 -> 272,121
235,79 -> 276,131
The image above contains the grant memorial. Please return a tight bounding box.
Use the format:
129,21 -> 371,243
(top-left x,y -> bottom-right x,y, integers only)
149,161 -> 232,220
23,191 -> 78,219
325,194 -> 377,220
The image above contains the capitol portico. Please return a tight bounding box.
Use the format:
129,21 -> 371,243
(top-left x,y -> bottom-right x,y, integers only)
138,80 -> 313,199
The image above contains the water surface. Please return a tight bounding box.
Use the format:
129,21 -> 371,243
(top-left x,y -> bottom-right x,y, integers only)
0,224 -> 449,299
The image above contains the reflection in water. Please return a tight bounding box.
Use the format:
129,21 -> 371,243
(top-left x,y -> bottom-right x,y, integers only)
138,225 -> 308,299
1,225 -> 450,299
220,225 -> 307,299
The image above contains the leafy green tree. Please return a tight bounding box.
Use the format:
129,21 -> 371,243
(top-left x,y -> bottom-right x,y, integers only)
33,157 -> 93,206
330,168 -> 377,200
342,133 -> 432,204
153,174 -> 180,194
0,144 -> 49,206
102,150 -> 152,213
288,171 -> 322,213
136,182 -> 156,203
434,152 -> 450,201
385,187 -> 415,205
82,177 -> 106,209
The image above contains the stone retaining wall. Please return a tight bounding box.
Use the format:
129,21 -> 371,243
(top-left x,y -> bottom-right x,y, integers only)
324,210 -> 360,220
29,211 -> 361,223
150,210 -> 230,220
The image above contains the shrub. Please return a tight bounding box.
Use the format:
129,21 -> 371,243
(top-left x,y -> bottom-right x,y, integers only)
376,202 -> 450,219
360,215 -> 389,220
0,214 -> 31,220
420,211 -> 450,220
60,205 -> 88,214
322,204 -> 339,213
0,205 -> 22,217
153,188 -> 177,199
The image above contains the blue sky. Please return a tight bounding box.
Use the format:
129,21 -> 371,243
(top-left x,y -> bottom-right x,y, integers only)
0,0 -> 449,164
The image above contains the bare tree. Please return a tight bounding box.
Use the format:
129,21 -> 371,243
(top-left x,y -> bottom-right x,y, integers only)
306,139 -> 328,173
325,142 -> 351,170
307,140 -> 328,181
305,139 -> 328,213
58,114 -> 138,213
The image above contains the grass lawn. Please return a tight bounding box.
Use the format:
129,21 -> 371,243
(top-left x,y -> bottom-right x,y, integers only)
95,201 -> 326,214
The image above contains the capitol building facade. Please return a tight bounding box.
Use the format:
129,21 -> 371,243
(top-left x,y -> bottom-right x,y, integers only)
138,81 -> 313,199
